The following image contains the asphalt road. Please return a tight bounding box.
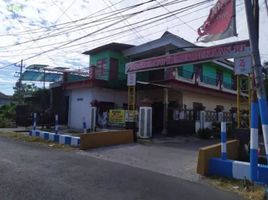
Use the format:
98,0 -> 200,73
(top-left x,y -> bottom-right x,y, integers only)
0,136 -> 242,200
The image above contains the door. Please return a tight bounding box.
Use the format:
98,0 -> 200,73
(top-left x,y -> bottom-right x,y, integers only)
152,102 -> 164,134
110,58 -> 119,80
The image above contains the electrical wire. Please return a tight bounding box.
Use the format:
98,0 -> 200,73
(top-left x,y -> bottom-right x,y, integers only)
0,0 -> 128,36
0,0 -> 243,69
0,0 -> 208,53
0,0 -> 152,37
0,0 -> 191,48
0,0 -> 212,55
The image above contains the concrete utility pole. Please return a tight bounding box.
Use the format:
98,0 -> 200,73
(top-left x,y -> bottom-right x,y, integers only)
244,0 -> 268,160
18,59 -> 23,103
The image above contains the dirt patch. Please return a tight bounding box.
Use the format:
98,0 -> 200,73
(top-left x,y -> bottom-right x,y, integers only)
0,131 -> 76,151
204,176 -> 265,200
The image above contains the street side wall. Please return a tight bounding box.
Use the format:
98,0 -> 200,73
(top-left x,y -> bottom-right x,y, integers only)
68,88 -> 127,129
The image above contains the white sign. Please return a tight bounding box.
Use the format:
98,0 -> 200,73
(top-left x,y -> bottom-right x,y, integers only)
127,73 -> 136,86
234,56 -> 252,75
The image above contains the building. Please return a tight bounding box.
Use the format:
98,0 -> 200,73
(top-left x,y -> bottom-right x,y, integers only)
0,92 -> 11,107
57,43 -> 134,129
52,31 -> 246,134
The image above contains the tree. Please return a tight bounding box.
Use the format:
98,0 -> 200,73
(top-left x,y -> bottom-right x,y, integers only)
12,82 -> 39,103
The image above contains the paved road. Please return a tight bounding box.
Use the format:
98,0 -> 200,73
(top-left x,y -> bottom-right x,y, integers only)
0,136 -> 242,200
80,136 -> 218,182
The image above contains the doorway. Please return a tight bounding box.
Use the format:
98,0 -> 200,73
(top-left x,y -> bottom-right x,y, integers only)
152,102 -> 164,135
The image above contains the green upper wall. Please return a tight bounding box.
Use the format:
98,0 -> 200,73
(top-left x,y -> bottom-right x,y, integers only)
89,49 -> 235,89
176,62 -> 234,87
89,50 -> 127,81
90,51 -> 110,81
108,51 -> 128,80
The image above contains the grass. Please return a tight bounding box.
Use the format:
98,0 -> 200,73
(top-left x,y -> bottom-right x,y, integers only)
0,131 -> 76,151
205,176 -> 266,200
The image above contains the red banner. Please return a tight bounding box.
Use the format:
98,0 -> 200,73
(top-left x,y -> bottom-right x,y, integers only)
126,40 -> 250,73
197,0 -> 237,42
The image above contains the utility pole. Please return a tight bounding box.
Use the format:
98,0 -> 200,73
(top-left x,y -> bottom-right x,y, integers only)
244,0 -> 268,160
18,59 -> 23,103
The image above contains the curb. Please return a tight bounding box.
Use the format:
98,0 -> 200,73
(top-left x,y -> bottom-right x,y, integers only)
29,130 -> 80,147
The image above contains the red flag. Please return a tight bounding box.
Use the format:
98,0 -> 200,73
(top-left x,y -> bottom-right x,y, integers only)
197,0 -> 237,42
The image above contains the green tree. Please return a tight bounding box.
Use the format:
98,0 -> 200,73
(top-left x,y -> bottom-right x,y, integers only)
12,82 -> 39,103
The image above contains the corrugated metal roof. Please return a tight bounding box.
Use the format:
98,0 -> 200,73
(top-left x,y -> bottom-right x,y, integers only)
21,70 -> 62,82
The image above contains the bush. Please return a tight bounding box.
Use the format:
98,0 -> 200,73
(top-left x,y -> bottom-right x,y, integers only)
0,116 -> 13,128
197,128 -> 212,139
0,103 -> 16,128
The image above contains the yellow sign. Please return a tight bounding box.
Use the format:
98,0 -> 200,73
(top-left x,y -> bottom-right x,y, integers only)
109,109 -> 125,124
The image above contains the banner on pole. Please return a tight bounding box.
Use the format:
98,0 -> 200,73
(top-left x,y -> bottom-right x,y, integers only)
197,0 -> 237,42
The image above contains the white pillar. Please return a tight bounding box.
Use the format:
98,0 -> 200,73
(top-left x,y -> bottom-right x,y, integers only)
138,107 -> 152,139
90,106 -> 97,132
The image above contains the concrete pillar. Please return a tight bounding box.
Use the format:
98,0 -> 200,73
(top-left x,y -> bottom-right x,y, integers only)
83,116 -> 87,134
200,110 -> 205,130
138,106 -> 152,138
33,113 -> 37,130
89,106 -> 97,132
218,112 -> 224,122
55,114 -> 59,134
162,88 -> 168,135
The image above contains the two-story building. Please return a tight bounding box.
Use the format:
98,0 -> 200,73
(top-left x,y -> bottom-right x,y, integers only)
54,31 -> 244,134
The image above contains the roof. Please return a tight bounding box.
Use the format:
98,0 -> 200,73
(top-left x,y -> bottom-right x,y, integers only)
21,70 -> 63,82
26,64 -> 48,70
0,92 -> 11,100
82,42 -> 134,55
123,31 -> 196,58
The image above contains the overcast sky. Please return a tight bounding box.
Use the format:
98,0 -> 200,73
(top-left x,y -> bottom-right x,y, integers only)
0,0 -> 267,95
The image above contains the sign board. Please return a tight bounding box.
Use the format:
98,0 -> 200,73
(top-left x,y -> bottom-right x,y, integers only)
127,73 -> 136,86
108,109 -> 125,124
234,56 -> 252,75
126,40 -> 251,73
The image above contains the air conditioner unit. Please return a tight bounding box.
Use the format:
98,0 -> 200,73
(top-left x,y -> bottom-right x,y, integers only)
89,106 -> 97,132
138,107 -> 152,139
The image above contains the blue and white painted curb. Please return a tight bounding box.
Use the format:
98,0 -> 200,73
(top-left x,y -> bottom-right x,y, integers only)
209,158 -> 268,184
29,130 -> 80,147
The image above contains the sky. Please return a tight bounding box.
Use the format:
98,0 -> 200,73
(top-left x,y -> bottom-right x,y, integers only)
0,0 -> 268,95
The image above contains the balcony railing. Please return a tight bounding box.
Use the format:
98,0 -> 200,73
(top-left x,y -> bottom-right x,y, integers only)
177,69 -> 194,79
200,75 -> 218,86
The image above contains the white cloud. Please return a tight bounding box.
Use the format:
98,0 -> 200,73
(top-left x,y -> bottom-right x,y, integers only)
0,0 -> 268,95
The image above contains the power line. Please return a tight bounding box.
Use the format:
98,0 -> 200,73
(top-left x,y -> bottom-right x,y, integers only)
0,0 -> 212,55
0,0 -> 208,54
0,0 -> 149,37
0,0 -> 240,69
155,0 -> 197,33
0,0 -> 189,48
52,1 -> 210,51
0,0 -> 127,37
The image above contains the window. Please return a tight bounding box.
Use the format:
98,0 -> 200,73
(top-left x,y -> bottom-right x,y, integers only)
96,58 -> 107,77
